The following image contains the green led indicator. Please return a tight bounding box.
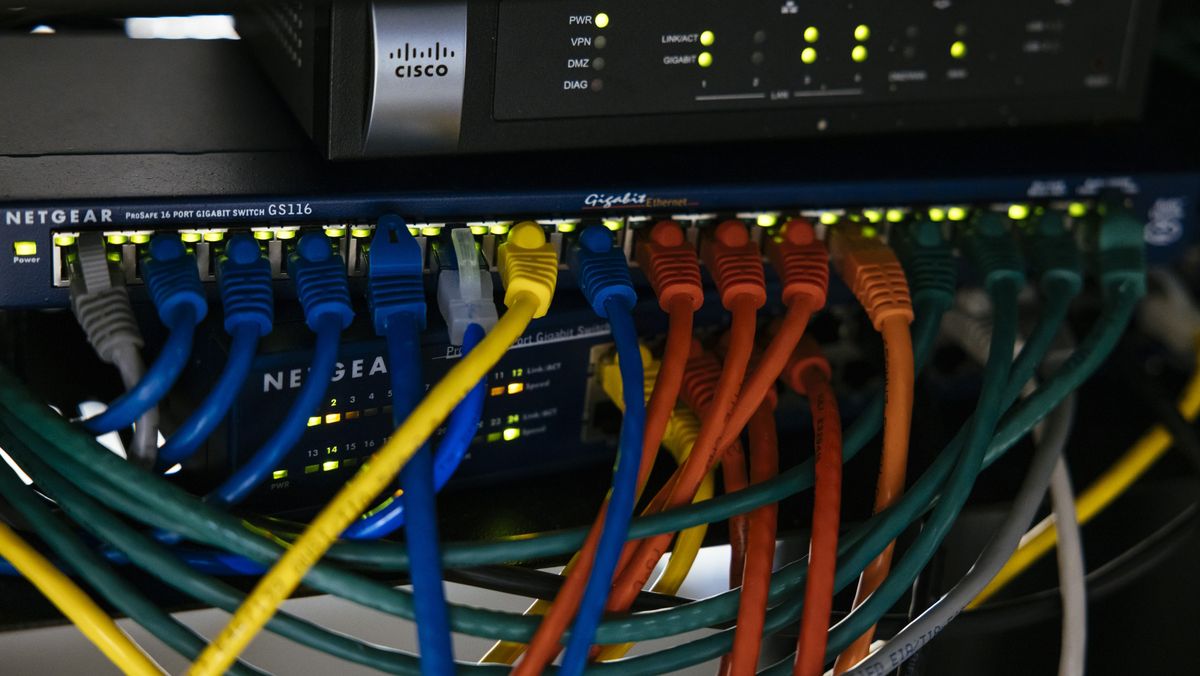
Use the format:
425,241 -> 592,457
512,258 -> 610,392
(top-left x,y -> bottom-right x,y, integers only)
886,209 -> 906,223
928,207 -> 947,222
503,427 -> 521,442
756,213 -> 779,228
595,12 -> 609,29
106,234 -> 129,245
854,24 -> 871,41
253,230 -> 274,241
700,30 -> 714,47
1007,204 -> 1031,220
603,219 -> 623,231
819,212 -> 839,226
130,233 -> 151,245
272,470 -> 288,480
556,222 -> 577,233
351,227 -> 372,239
304,464 -> 319,475
1068,202 -> 1088,218
698,51 -> 713,68
863,209 -> 883,224
801,47 -> 817,64
203,231 -> 225,243
950,40 -> 967,59
861,225 -> 879,239
804,26 -> 819,43
53,234 -> 76,247
851,45 -> 868,63
947,206 -> 969,222
180,232 -> 202,243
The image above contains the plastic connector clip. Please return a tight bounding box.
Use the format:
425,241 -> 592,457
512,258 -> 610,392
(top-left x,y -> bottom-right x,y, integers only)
142,235 -> 208,326
701,220 -> 768,310
367,215 -> 427,335
956,212 -> 1026,292
888,219 -> 957,315
636,220 -> 704,312
290,233 -> 355,331
437,228 -> 500,345
497,221 -> 558,316
1086,204 -> 1148,298
1018,211 -> 1083,297
766,218 -> 829,310
829,225 -> 915,330
217,235 -> 274,337
570,226 -> 638,317
679,339 -> 722,417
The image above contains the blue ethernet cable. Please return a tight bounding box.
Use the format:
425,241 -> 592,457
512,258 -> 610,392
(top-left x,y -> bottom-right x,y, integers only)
83,235 -> 206,435
560,225 -> 645,676
341,321 -> 486,539
208,233 -> 353,507
351,215 -> 454,675
344,226 -> 495,540
157,235 -> 274,469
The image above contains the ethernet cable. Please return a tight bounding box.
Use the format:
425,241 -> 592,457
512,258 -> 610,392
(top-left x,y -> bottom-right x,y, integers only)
351,215 -> 455,675
209,233 -> 353,507
587,220 -> 773,654
345,226 -> 494,538
840,396 -> 1077,676
0,229 -> 952,656
554,225 -> 645,676
752,208 -> 1145,676
484,220 -> 702,667
67,232 -> 160,466
0,414 -> 435,675
1049,457 -> 1086,676
829,223 -> 917,673
0,218 -> 950,667
842,243 -> 1082,676
972,268 -> 1195,607
784,337 -> 843,676
726,398 -> 781,675
485,344 -> 711,666
83,235 -> 207,449
190,221 -> 558,676
157,235 -> 273,468
834,212 -> 1023,672
0,426 -> 265,676
0,516 -> 162,675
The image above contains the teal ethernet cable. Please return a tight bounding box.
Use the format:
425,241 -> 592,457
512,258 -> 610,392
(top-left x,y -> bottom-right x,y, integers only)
0,424 -> 265,676
0,417 -> 444,676
83,235 -> 206,438
209,233 -> 353,507
559,225 -> 645,676
828,212 -> 1025,668
157,235 -> 273,468
350,215 -> 455,675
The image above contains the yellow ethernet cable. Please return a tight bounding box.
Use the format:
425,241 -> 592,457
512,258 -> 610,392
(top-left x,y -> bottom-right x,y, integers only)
970,338 -> 1200,608
480,346 -> 713,665
0,521 -> 162,676
190,222 -> 558,676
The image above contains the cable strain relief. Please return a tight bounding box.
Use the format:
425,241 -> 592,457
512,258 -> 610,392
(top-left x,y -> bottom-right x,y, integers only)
569,226 -> 637,318
890,219 -> 957,313
368,215 -> 428,334
72,286 -> 143,364
701,220 -> 767,310
636,220 -> 704,312
1087,205 -> 1147,298
766,218 -> 829,309
290,233 -> 355,331
143,235 -> 208,325
679,345 -> 722,416
498,221 -> 559,317
217,235 -> 274,337
957,212 -> 1027,292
